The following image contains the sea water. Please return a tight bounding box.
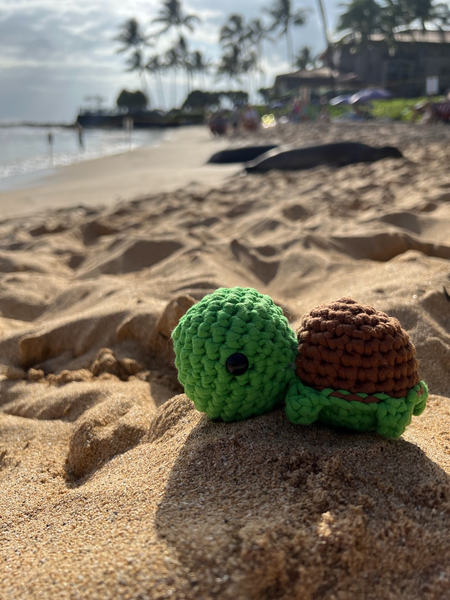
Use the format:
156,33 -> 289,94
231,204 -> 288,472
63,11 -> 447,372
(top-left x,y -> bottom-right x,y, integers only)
0,126 -> 167,188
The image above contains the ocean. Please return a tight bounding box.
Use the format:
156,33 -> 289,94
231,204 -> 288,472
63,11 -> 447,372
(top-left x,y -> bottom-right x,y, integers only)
0,126 -> 167,190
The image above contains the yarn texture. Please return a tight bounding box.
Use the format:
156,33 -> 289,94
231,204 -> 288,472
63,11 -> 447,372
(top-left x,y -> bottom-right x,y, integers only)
285,380 -> 428,438
173,290 -> 429,437
286,296 -> 428,437
172,287 -> 297,421
296,297 -> 420,397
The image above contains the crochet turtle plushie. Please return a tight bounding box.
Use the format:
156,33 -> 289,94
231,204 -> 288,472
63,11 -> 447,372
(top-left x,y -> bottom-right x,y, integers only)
285,297 -> 428,438
172,287 -> 297,421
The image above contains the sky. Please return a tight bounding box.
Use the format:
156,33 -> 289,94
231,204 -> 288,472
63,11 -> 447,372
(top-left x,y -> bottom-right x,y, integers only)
0,0 -> 418,122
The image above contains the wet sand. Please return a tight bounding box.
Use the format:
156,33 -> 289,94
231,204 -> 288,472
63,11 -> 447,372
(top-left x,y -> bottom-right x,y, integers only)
0,126 -> 239,218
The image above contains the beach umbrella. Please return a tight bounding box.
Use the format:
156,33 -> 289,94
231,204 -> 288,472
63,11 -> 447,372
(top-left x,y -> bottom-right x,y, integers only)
329,93 -> 353,106
349,88 -> 394,104
269,101 -> 286,109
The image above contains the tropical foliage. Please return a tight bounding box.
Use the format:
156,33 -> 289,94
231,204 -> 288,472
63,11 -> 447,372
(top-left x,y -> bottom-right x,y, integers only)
114,0 -> 450,110
182,90 -> 249,109
294,46 -> 316,70
151,0 -> 200,34
265,0 -> 310,66
116,89 -> 148,112
337,0 -> 450,50
115,19 -> 153,103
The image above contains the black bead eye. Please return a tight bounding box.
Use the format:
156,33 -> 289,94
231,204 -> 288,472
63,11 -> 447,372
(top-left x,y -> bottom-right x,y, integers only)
226,353 -> 249,376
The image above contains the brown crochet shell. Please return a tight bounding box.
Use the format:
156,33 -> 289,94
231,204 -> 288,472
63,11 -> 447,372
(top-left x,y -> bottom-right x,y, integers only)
296,297 -> 420,399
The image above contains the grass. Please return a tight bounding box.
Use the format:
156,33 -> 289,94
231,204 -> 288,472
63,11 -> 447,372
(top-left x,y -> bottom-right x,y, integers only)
329,96 -> 444,122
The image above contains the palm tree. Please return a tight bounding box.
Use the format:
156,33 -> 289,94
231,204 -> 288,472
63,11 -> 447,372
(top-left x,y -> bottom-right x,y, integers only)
432,2 -> 450,32
124,49 -> 153,106
240,49 -> 259,99
219,14 -> 247,47
316,0 -> 331,48
247,18 -> 273,87
216,44 -> 243,88
294,46 -> 315,69
115,18 -> 148,52
386,0 -> 450,31
115,18 -> 153,105
152,0 -> 201,35
146,55 -> 166,109
164,42 -> 185,107
337,0 -> 385,41
219,14 -> 262,98
265,0 -> 309,67
189,50 -> 210,89
174,35 -> 191,96
152,1 -> 201,108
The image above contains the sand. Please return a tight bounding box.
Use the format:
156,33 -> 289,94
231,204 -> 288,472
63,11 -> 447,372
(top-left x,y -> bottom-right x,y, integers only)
1,121 -> 450,599
0,126 -> 239,218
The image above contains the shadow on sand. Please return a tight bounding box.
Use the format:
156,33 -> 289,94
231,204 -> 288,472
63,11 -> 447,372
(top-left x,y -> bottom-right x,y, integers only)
154,396 -> 450,599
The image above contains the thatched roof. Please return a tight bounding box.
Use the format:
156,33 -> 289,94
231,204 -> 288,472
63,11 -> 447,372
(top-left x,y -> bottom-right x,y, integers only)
274,67 -> 360,93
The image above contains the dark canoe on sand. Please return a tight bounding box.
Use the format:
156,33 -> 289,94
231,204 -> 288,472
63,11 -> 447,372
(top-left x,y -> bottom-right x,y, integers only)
207,145 -> 279,164
245,142 -> 403,173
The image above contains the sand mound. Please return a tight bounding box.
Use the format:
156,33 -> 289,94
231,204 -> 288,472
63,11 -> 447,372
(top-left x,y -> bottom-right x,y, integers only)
153,396 -> 450,599
2,394 -> 450,599
1,122 -> 450,598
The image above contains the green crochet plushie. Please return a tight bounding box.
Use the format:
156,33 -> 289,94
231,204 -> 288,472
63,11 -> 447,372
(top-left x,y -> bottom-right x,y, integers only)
285,380 -> 428,438
285,297 -> 429,438
172,287 -> 297,421
172,290 -> 428,438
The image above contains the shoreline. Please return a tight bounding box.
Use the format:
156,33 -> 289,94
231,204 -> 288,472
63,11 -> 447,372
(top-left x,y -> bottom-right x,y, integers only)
0,127 -> 169,193
0,126 -> 239,219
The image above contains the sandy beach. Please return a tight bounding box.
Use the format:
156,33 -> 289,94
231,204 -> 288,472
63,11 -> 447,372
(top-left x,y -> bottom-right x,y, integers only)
0,126 -> 239,218
1,120 -> 450,599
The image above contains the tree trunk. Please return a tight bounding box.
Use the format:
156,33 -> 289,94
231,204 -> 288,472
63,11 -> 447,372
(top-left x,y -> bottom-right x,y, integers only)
158,72 -> 166,110
259,41 -> 265,89
172,68 -> 178,109
140,71 -> 152,109
316,0 -> 330,49
286,24 -> 293,67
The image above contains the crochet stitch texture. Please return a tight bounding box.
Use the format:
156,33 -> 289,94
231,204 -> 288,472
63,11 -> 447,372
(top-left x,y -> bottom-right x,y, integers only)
285,379 -> 428,438
172,287 -> 297,421
285,297 -> 428,437
296,297 -> 420,397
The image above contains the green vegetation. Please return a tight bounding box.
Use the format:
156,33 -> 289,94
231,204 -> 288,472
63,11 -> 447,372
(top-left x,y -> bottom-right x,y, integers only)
116,89 -> 148,112
113,0 -> 450,112
370,97 -> 428,121
265,0 -> 309,66
328,97 -> 444,121
337,0 -> 450,51
183,90 -> 249,110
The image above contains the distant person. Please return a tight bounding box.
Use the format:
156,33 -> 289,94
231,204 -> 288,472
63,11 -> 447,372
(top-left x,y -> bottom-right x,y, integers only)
319,97 -> 330,123
75,122 -> 85,149
349,105 -> 371,120
319,106 -> 330,123
242,105 -> 259,132
300,101 -> 310,122
231,107 -> 240,134
412,100 -> 450,124
209,111 -> 227,136
47,131 -> 54,165
292,99 -> 301,123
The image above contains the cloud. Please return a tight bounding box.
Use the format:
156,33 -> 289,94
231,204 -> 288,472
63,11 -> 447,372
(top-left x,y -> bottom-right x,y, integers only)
0,0 -> 342,121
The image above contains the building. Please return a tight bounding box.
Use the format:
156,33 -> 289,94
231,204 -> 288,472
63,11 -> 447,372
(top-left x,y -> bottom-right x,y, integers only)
325,30 -> 450,97
274,67 -> 361,96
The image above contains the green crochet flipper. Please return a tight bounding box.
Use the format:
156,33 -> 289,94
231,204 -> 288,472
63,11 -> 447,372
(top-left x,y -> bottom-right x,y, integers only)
285,297 -> 429,438
285,380 -> 428,438
172,287 -> 297,421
